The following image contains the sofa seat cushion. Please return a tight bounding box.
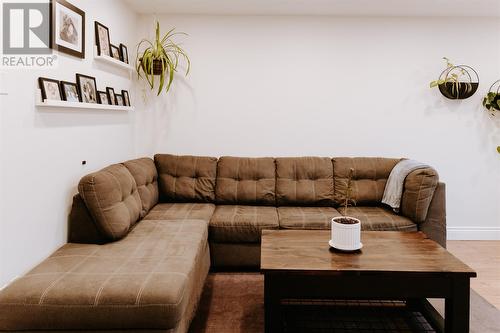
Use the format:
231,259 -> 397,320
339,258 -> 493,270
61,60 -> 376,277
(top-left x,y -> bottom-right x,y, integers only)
143,203 -> 215,223
209,205 -> 279,243
0,219 -> 209,331
338,206 -> 417,231
278,207 -> 342,230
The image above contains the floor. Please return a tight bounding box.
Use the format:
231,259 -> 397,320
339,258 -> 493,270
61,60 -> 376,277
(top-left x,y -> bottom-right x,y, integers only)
447,240 -> 500,309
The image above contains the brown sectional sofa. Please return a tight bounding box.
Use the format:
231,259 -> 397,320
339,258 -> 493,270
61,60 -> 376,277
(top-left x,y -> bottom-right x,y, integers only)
0,154 -> 446,332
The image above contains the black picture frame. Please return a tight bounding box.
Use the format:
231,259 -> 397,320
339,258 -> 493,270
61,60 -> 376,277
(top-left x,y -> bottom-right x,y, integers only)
119,43 -> 128,63
106,87 -> 116,105
121,90 -> 130,106
50,0 -> 85,58
110,44 -> 121,61
95,21 -> 111,57
39,77 -> 62,101
97,91 -> 109,105
60,81 -> 79,102
76,73 -> 98,104
115,94 -> 124,106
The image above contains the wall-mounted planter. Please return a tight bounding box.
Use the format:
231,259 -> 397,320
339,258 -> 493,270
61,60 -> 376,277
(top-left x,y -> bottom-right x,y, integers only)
437,65 -> 479,100
483,80 -> 500,114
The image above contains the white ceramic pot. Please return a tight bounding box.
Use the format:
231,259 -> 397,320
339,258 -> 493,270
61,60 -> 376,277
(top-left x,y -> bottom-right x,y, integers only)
330,216 -> 362,251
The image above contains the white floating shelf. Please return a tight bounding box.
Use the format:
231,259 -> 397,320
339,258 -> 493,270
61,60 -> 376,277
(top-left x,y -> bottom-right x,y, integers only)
93,46 -> 134,72
35,89 -> 134,111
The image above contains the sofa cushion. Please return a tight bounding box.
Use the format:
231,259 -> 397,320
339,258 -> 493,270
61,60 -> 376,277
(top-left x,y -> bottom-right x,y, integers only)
123,158 -> 159,218
334,157 -> 401,206
401,167 -> 439,223
78,164 -> 141,240
216,156 -> 276,205
278,207 -> 342,230
155,154 -> 217,203
0,219 -> 209,330
276,157 -> 334,206
209,205 -> 279,243
338,206 -> 417,231
144,203 -> 215,222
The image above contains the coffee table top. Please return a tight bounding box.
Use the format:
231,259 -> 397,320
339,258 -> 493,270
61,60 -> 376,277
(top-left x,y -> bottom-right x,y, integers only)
260,230 -> 476,277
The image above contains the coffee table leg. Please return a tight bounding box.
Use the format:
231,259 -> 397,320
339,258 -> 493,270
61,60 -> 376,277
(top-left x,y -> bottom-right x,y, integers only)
445,277 -> 470,333
264,275 -> 282,333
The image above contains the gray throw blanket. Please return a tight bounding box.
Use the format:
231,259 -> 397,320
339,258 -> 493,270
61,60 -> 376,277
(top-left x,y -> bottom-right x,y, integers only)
382,159 -> 429,213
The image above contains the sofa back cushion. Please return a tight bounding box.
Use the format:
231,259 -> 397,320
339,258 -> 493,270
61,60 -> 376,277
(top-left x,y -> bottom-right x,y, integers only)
123,158 -> 159,218
215,156 -> 276,205
155,154 -> 217,203
78,164 -> 141,240
276,157 -> 334,206
333,157 -> 401,206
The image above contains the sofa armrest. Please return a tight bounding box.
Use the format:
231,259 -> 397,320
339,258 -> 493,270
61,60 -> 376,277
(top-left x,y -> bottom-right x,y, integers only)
418,182 -> 446,248
400,167 -> 439,223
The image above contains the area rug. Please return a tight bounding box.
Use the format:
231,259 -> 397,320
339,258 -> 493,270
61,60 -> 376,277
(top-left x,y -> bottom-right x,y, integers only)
189,273 -> 500,333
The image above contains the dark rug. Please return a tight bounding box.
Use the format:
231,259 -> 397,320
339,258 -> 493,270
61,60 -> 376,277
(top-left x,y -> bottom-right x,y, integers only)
189,273 -> 500,333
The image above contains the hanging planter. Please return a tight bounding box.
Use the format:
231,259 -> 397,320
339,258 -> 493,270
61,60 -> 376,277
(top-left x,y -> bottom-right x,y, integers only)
136,21 -> 190,96
482,80 -> 500,115
430,58 -> 479,100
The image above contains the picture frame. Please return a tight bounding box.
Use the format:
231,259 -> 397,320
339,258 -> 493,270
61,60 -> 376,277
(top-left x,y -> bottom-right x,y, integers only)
76,74 -> 98,104
119,43 -> 128,63
121,90 -> 130,106
115,94 -> 124,106
51,0 -> 85,58
95,21 -> 111,57
110,44 -> 121,61
97,91 -> 110,105
60,81 -> 80,102
39,77 -> 62,101
106,87 -> 116,105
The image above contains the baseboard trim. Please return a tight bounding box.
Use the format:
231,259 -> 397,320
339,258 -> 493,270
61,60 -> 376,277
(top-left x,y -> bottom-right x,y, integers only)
447,227 -> 500,240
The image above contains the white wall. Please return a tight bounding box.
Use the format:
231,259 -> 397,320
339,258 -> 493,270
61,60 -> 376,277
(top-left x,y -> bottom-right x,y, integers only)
0,0 -> 138,287
135,15 -> 500,240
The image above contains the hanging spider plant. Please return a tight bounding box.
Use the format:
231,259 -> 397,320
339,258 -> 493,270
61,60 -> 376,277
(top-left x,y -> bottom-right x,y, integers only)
136,21 -> 190,95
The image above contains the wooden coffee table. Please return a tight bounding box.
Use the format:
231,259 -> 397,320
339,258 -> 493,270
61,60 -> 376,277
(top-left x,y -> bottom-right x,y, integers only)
260,230 -> 476,333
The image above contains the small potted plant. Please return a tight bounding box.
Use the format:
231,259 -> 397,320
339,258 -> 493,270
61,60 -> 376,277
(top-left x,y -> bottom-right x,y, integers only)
483,92 -> 500,115
482,80 -> 500,116
430,57 -> 479,100
136,21 -> 190,95
330,168 -> 362,251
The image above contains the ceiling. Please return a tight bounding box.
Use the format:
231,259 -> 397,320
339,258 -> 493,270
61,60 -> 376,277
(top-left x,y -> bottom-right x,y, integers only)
124,0 -> 500,17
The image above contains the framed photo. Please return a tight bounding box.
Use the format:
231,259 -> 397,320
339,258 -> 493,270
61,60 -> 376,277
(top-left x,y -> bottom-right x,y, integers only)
110,44 -> 121,60
121,90 -> 130,106
119,44 -> 128,63
39,77 -> 62,101
76,74 -> 98,104
106,87 -> 116,105
60,81 -> 79,102
115,94 -> 124,106
51,0 -> 85,58
97,91 -> 110,105
95,21 -> 110,57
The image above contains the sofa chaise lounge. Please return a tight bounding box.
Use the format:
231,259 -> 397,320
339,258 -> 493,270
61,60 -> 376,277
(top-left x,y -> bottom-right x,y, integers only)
0,154 -> 445,332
